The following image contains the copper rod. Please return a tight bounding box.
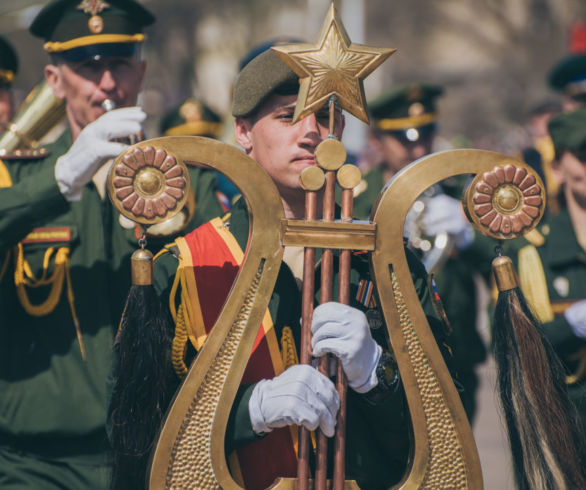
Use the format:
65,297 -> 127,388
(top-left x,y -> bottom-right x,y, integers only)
296,190 -> 318,489
315,170 -> 336,490
332,188 -> 353,490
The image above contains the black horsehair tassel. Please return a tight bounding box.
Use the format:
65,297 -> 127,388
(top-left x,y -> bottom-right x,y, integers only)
109,241 -> 176,490
492,248 -> 586,490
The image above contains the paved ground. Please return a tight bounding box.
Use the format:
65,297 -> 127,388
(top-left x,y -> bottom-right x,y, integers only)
473,357 -> 514,489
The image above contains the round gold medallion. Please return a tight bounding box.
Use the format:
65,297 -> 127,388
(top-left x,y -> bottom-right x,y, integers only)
315,138 -> 346,171
88,15 -> 104,34
107,145 -> 190,225
336,164 -> 362,189
300,166 -> 326,191
463,163 -> 545,239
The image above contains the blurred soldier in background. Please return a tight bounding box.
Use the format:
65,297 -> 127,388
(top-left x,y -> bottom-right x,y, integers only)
353,83 -> 488,422
548,22 -> 586,112
0,35 -> 18,125
0,0 -> 153,488
508,106 -> 586,433
160,97 -> 232,212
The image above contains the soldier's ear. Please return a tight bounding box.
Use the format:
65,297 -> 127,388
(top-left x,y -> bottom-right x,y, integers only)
234,116 -> 253,153
551,151 -> 568,185
44,64 -> 65,100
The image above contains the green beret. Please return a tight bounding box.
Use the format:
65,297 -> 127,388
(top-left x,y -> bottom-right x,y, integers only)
548,107 -> 586,153
30,0 -> 154,59
0,35 -> 18,87
548,54 -> 586,97
369,83 -> 443,131
161,98 -> 223,138
232,49 -> 299,118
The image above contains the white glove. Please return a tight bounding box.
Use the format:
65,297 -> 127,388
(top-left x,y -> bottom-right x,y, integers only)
565,300 -> 586,339
249,364 -> 340,437
55,107 -> 146,201
420,194 -> 474,250
311,302 -> 381,394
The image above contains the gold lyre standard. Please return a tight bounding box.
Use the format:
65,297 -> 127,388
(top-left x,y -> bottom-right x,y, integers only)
107,4 -> 553,490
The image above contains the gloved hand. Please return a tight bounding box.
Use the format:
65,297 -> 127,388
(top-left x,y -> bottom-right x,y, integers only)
249,364 -> 340,437
420,193 -> 474,250
55,107 -> 146,201
311,302 -> 381,394
565,300 -> 586,339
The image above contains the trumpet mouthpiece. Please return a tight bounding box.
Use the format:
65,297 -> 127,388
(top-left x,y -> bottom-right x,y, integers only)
102,99 -> 117,112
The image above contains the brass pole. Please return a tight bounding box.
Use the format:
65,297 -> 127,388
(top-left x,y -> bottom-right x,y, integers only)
315,95 -> 339,490
332,188 -> 353,489
296,190 -> 318,489
315,170 -> 335,490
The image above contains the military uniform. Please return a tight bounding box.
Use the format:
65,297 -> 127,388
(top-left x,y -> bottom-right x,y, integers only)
0,131 -> 114,489
0,1 -> 160,488
147,197 -> 453,489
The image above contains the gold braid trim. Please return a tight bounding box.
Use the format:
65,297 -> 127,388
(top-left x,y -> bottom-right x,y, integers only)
518,244 -> 554,323
0,159 -> 12,188
171,303 -> 189,378
280,326 -> 298,369
14,243 -> 85,359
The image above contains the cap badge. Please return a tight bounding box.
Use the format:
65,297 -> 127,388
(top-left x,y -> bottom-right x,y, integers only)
77,0 -> 111,34
179,100 -> 203,123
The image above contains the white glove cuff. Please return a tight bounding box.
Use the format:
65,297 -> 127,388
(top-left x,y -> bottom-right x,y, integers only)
249,380 -> 272,435
350,343 -> 382,394
565,302 -> 586,339
55,157 -> 83,202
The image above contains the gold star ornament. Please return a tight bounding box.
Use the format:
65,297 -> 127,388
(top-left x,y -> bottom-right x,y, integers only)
271,3 -> 395,124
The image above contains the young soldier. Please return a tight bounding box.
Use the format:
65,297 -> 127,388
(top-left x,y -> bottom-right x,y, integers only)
510,106 -> 586,432
110,50 -> 454,489
0,1 -> 150,488
0,35 -> 18,125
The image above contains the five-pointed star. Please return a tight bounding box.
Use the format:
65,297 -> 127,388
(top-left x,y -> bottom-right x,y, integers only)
272,3 -> 395,124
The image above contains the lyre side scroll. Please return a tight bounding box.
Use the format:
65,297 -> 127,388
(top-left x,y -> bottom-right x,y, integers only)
371,150 -> 544,489
144,136 -> 286,489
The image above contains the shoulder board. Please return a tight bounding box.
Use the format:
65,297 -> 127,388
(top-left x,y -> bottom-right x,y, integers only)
523,228 -> 545,247
0,148 -> 50,160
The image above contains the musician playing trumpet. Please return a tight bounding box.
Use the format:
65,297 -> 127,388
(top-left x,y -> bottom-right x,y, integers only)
0,1 -> 151,488
108,47 -> 458,490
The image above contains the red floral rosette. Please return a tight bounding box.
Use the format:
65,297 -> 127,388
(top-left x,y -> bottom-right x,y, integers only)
463,163 -> 545,239
107,145 -> 190,225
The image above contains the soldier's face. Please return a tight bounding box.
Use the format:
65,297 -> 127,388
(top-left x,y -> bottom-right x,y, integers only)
234,94 -> 344,202
555,150 -> 586,207
45,55 -> 146,139
376,131 -> 433,175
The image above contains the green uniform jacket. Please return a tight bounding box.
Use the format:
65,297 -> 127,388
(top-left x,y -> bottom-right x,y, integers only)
149,198 -> 455,489
0,130 -> 116,488
0,130 -> 224,490
508,207 -> 586,429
